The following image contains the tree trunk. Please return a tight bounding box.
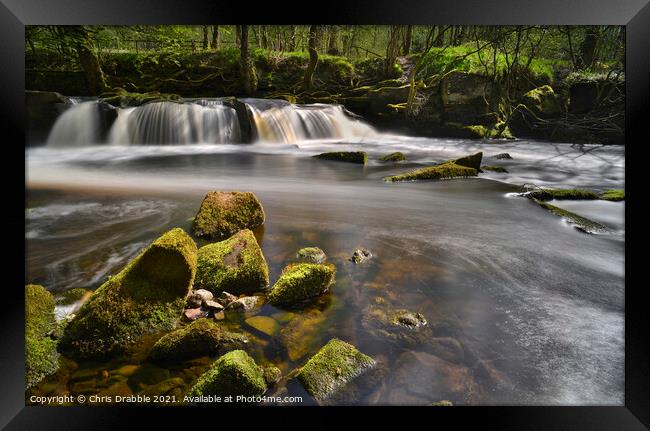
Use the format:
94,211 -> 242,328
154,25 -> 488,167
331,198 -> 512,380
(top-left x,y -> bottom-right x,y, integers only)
303,25 -> 319,90
202,25 -> 209,50
385,25 -> 402,77
66,26 -> 108,95
239,25 -> 257,95
212,25 -> 219,49
261,25 -> 269,50
403,25 -> 413,55
235,25 -> 242,46
288,26 -> 297,51
577,26 -> 599,69
327,26 -> 339,55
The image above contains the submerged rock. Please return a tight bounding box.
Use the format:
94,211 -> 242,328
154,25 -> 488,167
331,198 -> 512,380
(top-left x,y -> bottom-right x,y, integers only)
279,310 -> 326,361
482,165 -> 509,173
60,228 -> 197,359
296,338 -> 375,402
379,152 -> 407,162
532,199 -> 607,233
186,350 -> 267,398
25,284 -> 60,389
313,151 -> 368,164
361,304 -> 432,349
195,229 -> 269,295
267,263 -> 336,306
384,161 -> 478,182
454,152 -> 483,171
245,316 -> 280,337
150,319 -> 247,361
350,248 -> 372,264
494,153 -> 513,159
600,189 -> 625,201
296,247 -> 327,264
193,191 -> 265,240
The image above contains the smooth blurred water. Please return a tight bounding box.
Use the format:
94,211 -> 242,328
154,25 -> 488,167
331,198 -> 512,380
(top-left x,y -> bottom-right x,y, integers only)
26,133 -> 624,405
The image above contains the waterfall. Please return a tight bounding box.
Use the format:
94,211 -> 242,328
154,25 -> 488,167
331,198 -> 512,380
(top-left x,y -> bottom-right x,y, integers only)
245,100 -> 376,143
45,98 -> 376,147
108,101 -> 241,145
46,101 -> 102,147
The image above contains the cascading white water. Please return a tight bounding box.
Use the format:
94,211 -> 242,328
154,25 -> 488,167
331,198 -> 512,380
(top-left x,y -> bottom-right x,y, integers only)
46,101 -> 102,147
45,98 -> 377,147
108,101 -> 241,145
246,101 -> 376,143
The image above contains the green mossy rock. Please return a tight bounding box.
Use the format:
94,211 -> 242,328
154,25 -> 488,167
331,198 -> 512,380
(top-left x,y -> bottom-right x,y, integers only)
195,229 -> 269,295
482,165 -> 509,173
600,189 -> 625,201
193,191 -> 265,240
263,366 -> 282,385
528,188 -> 599,201
313,152 -> 368,164
60,228 -> 197,359
186,350 -> 267,398
384,162 -> 477,182
454,152 -> 483,171
522,85 -> 561,116
150,318 -> 248,361
296,247 -> 326,263
25,284 -> 59,389
379,152 -> 407,162
296,338 -> 375,402
267,263 -> 336,306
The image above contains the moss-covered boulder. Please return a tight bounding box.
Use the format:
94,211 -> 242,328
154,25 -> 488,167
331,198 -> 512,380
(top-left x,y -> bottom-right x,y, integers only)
267,263 -> 336,306
296,247 -> 326,264
55,288 -> 91,305
384,162 -> 477,182
296,338 -> 375,402
150,318 -> 248,361
600,189 -> 625,201
527,188 -> 599,201
195,229 -> 269,295
379,152 -> 407,162
60,228 -> 197,359
522,85 -> 561,117
193,191 -> 265,240
361,304 -> 432,349
454,152 -> 483,171
186,350 -> 267,398
313,152 -> 368,164
25,284 -> 59,389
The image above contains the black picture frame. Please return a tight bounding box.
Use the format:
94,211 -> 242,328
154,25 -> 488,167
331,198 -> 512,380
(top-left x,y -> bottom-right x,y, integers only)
2,0 -> 648,428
